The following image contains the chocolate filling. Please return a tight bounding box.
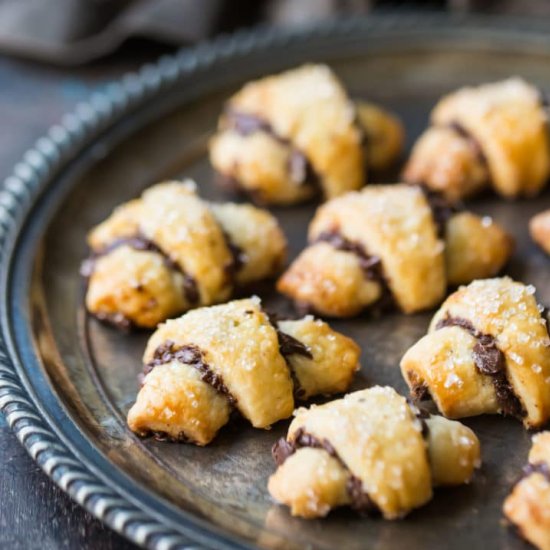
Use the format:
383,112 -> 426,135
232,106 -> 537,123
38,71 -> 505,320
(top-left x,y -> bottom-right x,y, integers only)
408,369 -> 431,403
138,430 -> 190,444
312,230 -> 394,314
144,341 -> 237,406
540,306 -> 550,340
407,399 -> 431,439
314,231 -> 384,283
276,330 -> 313,361
93,311 -> 134,332
435,315 -> 525,418
419,187 -> 462,239
82,234 -> 200,306
272,428 -> 378,514
224,108 -> 321,191
448,121 -> 488,166
265,311 -> 313,400
521,461 -> 550,484
221,230 -> 247,281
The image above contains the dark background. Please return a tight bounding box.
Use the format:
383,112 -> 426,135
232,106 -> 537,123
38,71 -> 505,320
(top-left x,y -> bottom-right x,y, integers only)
1,1 -> 550,548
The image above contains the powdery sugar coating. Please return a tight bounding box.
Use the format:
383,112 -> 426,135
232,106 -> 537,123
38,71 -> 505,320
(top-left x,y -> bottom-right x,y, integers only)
268,387 -> 480,519
85,180 -> 287,328
279,183 -> 512,318
209,64 -> 404,205
431,78 -> 550,198
402,277 -> 550,428
128,298 -> 360,445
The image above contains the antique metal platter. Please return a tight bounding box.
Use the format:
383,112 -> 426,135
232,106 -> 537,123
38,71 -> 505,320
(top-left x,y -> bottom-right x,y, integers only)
1,14 -> 550,549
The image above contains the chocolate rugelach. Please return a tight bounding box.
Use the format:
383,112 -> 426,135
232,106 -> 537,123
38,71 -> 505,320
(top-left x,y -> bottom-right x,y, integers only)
404,78 -> 550,201
278,183 -> 512,319
401,277 -> 550,429
83,181 -> 287,330
268,386 -> 480,520
209,64 -> 404,206
127,297 -> 361,446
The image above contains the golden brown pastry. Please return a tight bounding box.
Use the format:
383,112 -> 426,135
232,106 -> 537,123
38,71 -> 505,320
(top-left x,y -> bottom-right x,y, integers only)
401,277 -> 550,428
404,78 -> 550,201
504,432 -> 550,550
82,180 -> 287,329
530,210 -> 550,256
277,184 -> 513,317
127,297 -> 360,445
268,386 -> 480,519
209,64 -> 404,205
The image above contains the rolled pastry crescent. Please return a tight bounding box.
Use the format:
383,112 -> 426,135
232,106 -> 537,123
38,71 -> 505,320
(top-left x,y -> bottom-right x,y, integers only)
209,64 -> 404,205
268,386 -> 480,519
504,432 -> 550,550
127,297 -> 361,445
277,184 -> 513,317
404,78 -> 550,201
401,277 -> 550,428
82,180 -> 287,329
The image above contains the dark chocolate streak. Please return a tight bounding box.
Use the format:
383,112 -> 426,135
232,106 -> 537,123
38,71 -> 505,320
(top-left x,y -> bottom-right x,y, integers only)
225,108 -> 321,190
522,461 -> 550,484
93,311 -> 134,332
140,430 -> 190,444
538,88 -> 550,109
408,370 -> 431,403
144,341 -> 237,406
436,315 -> 525,418
407,399 -> 431,439
419,187 -> 462,239
272,428 -> 378,514
265,311 -> 313,400
540,307 -> 550,340
314,231 -> 384,283
81,234 -> 200,305
448,121 -> 488,166
221,230 -> 246,280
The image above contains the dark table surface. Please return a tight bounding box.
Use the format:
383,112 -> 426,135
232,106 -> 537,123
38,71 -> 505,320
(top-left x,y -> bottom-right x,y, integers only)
0,41 -> 178,550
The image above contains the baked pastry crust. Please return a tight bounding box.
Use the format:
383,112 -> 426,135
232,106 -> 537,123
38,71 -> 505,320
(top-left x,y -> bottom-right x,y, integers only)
277,184 -> 512,317
209,64 -> 403,205
504,432 -> 550,550
127,297 -> 360,445
404,78 -> 550,200
401,277 -> 550,428
268,386 -> 480,519
83,180 -> 287,329
530,209 -> 550,256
